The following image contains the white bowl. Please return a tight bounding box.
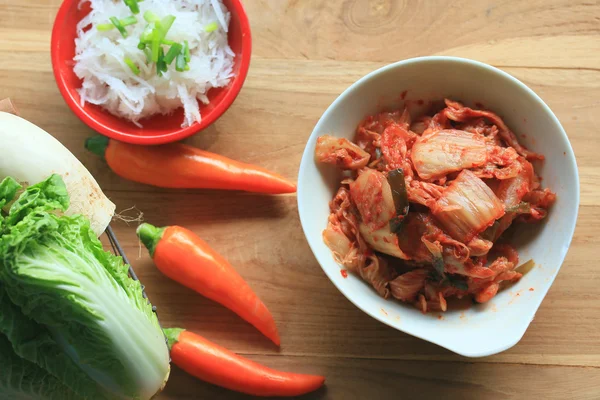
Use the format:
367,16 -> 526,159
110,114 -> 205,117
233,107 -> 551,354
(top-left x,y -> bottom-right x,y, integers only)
297,56 -> 579,357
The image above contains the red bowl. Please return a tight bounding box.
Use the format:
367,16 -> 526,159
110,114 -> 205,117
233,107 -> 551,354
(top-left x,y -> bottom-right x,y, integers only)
51,0 -> 252,145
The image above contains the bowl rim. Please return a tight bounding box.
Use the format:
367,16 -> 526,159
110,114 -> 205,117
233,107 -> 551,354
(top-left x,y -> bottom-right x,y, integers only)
50,0 -> 252,145
297,55 -> 580,357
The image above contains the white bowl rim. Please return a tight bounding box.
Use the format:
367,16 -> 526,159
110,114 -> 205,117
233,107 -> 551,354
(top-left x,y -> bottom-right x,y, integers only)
297,55 -> 580,357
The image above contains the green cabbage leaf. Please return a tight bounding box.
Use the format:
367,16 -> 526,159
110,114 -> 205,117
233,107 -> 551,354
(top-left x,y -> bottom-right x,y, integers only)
0,332 -> 79,400
0,174 -> 170,399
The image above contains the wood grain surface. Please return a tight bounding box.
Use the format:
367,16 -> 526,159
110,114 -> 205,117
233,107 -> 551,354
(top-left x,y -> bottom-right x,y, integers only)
1,0 -> 600,399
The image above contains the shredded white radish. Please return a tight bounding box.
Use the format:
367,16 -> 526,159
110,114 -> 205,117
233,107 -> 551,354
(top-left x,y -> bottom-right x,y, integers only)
74,0 -> 235,127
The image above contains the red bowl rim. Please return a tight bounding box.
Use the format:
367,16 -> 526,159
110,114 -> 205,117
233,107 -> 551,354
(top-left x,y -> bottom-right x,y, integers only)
50,0 -> 252,145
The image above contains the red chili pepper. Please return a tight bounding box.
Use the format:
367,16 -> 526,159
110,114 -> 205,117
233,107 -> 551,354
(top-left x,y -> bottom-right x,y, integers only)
137,223 -> 280,345
165,328 -> 325,397
85,136 -> 296,194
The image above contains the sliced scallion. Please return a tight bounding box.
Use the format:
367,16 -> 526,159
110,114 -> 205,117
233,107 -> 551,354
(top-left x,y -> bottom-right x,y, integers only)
156,47 -> 167,76
140,23 -> 154,42
158,15 -> 176,36
151,31 -> 161,63
143,10 -> 160,23
124,57 -> 140,75
119,10 -> 184,75
97,23 -> 114,31
163,43 -> 182,65
123,0 -> 140,15
183,40 -> 191,62
204,21 -> 218,32
109,16 -> 128,38
143,47 -> 152,63
120,15 -> 138,26
175,53 -> 186,72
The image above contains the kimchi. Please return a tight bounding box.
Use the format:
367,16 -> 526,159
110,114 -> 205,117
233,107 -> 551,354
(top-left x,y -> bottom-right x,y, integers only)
317,99 -> 555,313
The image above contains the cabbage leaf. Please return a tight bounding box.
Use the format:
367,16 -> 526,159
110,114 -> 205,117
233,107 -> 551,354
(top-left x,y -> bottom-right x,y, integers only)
0,333 -> 79,400
0,174 -> 170,399
0,287 -> 106,399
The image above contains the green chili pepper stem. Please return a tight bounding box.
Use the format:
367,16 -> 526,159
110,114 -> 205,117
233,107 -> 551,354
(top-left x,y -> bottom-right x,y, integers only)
163,328 -> 184,350
136,223 -> 166,258
84,135 -> 108,159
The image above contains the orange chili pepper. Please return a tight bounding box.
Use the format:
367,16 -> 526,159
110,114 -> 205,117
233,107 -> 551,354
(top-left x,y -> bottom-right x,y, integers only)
165,328 -> 325,397
86,136 -> 296,194
138,223 -> 280,345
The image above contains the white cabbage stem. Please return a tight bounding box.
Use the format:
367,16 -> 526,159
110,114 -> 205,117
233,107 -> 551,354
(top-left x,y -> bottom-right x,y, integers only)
0,112 -> 115,236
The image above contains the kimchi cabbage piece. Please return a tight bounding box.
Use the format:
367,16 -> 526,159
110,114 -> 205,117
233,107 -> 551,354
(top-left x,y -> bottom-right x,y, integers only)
315,99 -> 555,313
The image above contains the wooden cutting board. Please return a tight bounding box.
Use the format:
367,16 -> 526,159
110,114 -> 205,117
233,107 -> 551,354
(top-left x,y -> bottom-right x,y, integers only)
1,1 -> 599,399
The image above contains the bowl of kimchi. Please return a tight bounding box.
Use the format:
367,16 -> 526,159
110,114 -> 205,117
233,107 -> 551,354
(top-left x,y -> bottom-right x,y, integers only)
297,56 -> 579,357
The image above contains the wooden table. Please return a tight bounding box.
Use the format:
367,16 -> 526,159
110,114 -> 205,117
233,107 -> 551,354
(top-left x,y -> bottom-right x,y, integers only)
2,0 -> 600,398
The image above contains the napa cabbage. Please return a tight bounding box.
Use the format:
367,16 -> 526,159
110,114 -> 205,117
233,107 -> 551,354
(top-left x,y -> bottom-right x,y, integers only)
0,175 -> 170,399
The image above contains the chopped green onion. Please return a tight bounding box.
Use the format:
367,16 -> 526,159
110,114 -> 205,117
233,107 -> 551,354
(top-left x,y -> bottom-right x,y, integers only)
184,64 -> 190,71
156,47 -> 167,76
123,0 -> 140,15
97,23 -> 114,31
121,12 -> 182,76
175,53 -> 186,72
151,31 -> 161,63
158,15 -> 176,37
143,47 -> 152,63
143,10 -> 160,23
183,40 -> 191,62
109,16 -> 128,38
148,15 -> 176,65
204,21 -> 218,32
163,43 -> 182,65
120,16 -> 138,26
140,23 -> 154,42
124,57 -> 140,75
